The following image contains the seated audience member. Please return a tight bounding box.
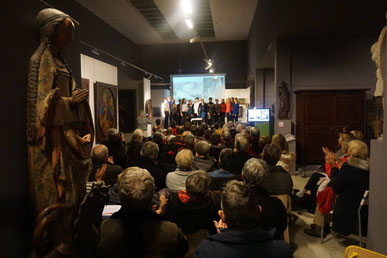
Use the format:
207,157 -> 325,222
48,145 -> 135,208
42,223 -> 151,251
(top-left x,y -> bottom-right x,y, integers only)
209,148 -> 235,178
231,136 -> 251,175
261,144 -> 293,195
127,133 -> 143,164
166,149 -> 194,191
192,141 -> 217,172
166,127 -> 175,141
242,158 -> 288,239
171,121 -> 178,136
98,167 -> 188,258
89,144 -> 123,185
259,136 -> 271,152
155,118 -> 163,131
195,180 -> 292,258
249,127 -> 262,156
152,132 -> 166,156
204,129 -> 212,143
304,140 -> 370,237
214,122 -> 222,135
271,134 -> 296,174
101,128 -> 128,168
222,130 -> 234,149
134,141 -> 166,191
180,133 -> 196,154
163,171 -> 219,234
209,133 -> 223,161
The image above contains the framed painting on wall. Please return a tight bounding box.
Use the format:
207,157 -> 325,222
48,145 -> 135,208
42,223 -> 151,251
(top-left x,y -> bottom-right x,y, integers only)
94,81 -> 118,143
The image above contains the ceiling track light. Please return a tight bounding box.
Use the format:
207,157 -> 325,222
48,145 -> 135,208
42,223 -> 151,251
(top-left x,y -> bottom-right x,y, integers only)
91,48 -> 99,55
185,19 -> 194,29
181,0 -> 193,14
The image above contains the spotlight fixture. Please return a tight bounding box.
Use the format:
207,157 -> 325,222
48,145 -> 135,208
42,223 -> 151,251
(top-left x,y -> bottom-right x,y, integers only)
181,0 -> 193,14
189,37 -> 197,43
205,59 -> 213,70
185,19 -> 194,29
121,61 -> 126,67
209,68 -> 215,74
91,48 -> 99,55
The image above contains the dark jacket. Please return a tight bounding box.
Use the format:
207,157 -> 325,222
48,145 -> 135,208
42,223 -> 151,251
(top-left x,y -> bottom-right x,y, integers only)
262,165 -> 293,195
194,227 -> 293,258
192,156 -> 217,172
209,146 -> 223,162
134,156 -> 167,191
249,136 -> 263,156
98,209 -> 188,258
164,192 -> 219,234
231,151 -> 251,175
101,138 -> 129,168
330,158 -> 370,236
198,103 -> 207,113
89,159 -> 123,186
251,186 -> 288,239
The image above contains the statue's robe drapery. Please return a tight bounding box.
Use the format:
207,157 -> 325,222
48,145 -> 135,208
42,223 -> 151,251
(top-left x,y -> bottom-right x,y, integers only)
27,46 -> 94,252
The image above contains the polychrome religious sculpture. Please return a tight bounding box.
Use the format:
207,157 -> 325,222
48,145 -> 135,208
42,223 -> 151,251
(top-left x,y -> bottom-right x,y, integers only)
27,8 -> 94,257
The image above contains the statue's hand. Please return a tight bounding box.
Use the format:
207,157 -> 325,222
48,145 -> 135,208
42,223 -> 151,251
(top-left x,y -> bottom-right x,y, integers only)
79,133 -> 91,144
71,89 -> 89,104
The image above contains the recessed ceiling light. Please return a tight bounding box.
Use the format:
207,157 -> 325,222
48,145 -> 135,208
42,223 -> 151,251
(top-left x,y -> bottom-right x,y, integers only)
185,19 -> 194,29
181,0 -> 193,14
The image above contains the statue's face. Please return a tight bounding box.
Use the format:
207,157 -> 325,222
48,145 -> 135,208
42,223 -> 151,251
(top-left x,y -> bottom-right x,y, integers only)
52,18 -> 74,49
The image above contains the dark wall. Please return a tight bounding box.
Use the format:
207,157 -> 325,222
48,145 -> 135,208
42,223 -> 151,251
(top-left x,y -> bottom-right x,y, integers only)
0,0 -> 140,257
139,40 -> 247,88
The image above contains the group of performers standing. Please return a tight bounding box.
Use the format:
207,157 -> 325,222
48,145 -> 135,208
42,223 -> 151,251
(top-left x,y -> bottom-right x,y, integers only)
161,96 -> 240,127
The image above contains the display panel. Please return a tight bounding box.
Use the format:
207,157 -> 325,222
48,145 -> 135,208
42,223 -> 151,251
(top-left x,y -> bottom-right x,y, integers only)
171,74 -> 225,101
247,108 -> 270,122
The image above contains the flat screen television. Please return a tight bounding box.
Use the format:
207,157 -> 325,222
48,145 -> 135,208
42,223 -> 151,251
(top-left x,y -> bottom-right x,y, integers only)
247,108 -> 270,122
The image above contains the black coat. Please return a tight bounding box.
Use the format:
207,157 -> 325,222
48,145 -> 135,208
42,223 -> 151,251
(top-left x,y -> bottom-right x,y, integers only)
192,156 -> 217,172
134,156 -> 167,191
262,165 -> 293,195
251,186 -> 288,239
164,192 -> 219,235
89,159 -> 123,186
330,158 -> 370,236
194,227 -> 293,258
231,151 -> 252,175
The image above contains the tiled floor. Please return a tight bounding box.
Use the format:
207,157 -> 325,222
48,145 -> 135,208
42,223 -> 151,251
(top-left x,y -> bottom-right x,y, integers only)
290,174 -> 361,258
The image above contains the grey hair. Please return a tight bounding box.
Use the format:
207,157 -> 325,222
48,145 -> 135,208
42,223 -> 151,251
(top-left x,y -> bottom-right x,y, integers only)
235,135 -> 249,152
196,140 -> 210,156
133,128 -> 144,138
106,128 -> 118,137
186,170 -> 211,199
92,144 -> 108,161
236,124 -> 243,133
141,141 -> 159,160
222,130 -> 232,141
241,158 -> 268,187
118,167 -> 155,210
185,133 -> 195,145
250,127 -> 260,137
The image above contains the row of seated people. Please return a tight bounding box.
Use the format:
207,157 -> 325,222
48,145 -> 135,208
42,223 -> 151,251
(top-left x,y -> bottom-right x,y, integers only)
293,130 -> 370,238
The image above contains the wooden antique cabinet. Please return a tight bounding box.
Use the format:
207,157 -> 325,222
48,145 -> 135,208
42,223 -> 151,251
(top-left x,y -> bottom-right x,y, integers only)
294,89 -> 368,164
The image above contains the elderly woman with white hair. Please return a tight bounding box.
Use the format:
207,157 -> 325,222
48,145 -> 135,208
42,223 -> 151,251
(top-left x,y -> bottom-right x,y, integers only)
165,149 -> 194,191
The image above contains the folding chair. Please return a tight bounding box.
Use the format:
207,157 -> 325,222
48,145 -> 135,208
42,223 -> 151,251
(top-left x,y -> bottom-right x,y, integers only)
358,190 -> 369,247
344,245 -> 387,258
272,194 -> 290,243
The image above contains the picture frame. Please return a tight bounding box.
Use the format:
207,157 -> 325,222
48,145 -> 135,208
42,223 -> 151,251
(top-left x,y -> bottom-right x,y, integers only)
94,81 -> 118,143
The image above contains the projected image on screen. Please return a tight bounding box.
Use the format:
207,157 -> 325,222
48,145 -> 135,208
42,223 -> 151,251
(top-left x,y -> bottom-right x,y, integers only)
172,75 -> 225,101
248,109 -> 270,122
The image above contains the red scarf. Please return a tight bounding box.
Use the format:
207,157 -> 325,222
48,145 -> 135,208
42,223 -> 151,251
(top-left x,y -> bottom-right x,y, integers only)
178,190 -> 204,203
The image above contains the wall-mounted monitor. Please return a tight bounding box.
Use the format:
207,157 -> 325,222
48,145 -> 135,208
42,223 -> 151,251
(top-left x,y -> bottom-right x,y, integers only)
171,74 -> 225,101
247,108 -> 270,122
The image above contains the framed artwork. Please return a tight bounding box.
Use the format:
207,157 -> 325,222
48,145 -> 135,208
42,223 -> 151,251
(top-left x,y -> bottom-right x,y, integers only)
81,78 -> 90,90
239,98 -> 246,104
94,81 -> 118,143
153,107 -> 161,117
239,106 -> 243,117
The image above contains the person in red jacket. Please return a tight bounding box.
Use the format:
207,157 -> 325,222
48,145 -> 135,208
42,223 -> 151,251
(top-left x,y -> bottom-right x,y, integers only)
220,98 -> 226,124
225,98 -> 232,123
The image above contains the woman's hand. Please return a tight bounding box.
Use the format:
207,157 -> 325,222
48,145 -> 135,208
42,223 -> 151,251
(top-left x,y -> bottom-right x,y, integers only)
79,133 -> 91,144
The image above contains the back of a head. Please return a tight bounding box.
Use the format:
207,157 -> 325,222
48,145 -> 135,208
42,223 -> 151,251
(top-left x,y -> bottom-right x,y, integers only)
167,127 -> 173,135
221,180 -> 260,231
119,167 -> 155,210
259,136 -> 271,149
204,129 -> 212,141
141,141 -> 159,160
262,144 -> 281,165
93,144 -> 108,161
177,126 -> 184,135
210,133 -> 221,146
214,122 -> 219,130
196,140 -> 210,156
271,134 -> 288,153
175,149 -> 194,170
251,127 -> 260,138
196,127 -> 204,137
242,158 -> 268,187
131,133 -> 143,144
133,129 -> 144,139
219,148 -> 233,171
222,130 -> 231,141
185,170 -> 211,199
227,121 -> 233,129
236,124 -> 243,133
156,119 -> 161,126
236,136 -> 249,152
107,128 -> 118,138
152,132 -> 164,145
184,133 -> 195,146
350,130 -> 364,141
348,140 -> 369,160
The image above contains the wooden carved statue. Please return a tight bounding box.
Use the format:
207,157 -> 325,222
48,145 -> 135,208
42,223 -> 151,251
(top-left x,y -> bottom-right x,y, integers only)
145,98 -> 153,118
27,8 -> 94,257
278,81 -> 290,119
371,26 -> 386,98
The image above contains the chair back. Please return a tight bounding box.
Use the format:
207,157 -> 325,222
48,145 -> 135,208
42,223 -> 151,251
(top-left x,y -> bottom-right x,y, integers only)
272,194 -> 290,243
345,245 -> 387,258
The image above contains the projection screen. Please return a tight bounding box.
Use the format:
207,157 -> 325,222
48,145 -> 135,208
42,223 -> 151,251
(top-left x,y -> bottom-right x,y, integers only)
171,74 -> 226,101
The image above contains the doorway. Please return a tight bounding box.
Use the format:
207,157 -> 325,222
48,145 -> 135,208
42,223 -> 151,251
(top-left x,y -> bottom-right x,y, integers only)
119,89 -> 137,132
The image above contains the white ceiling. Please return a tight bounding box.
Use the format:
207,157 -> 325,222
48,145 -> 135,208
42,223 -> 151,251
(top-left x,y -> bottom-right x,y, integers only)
76,0 -> 258,45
